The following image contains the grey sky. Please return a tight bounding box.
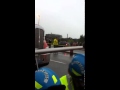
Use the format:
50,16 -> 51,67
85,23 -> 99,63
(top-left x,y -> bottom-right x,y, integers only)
35,0 -> 85,38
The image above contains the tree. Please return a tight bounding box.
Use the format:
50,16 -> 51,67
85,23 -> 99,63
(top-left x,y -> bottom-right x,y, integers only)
79,35 -> 85,44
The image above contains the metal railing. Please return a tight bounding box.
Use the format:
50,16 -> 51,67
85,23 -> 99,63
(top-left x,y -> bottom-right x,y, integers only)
35,46 -> 83,54
35,46 -> 83,70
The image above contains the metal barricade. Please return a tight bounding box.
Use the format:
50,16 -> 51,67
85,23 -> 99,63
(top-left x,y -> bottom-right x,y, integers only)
35,46 -> 83,54
35,46 -> 83,69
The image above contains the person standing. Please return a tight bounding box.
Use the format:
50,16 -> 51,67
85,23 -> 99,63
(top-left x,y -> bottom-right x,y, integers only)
48,39 -> 52,48
53,37 -> 58,48
53,37 -> 58,54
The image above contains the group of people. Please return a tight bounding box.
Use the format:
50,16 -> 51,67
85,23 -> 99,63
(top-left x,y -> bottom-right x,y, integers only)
35,43 -> 85,90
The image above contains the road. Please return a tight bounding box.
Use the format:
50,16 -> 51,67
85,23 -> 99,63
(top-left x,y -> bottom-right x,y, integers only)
45,51 -> 84,77
65,50 -> 84,54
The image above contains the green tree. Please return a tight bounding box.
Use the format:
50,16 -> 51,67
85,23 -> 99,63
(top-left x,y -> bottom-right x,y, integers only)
79,35 -> 85,44
68,37 -> 73,45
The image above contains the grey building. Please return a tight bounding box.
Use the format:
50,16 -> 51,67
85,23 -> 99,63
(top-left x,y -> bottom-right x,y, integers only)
45,34 -> 62,40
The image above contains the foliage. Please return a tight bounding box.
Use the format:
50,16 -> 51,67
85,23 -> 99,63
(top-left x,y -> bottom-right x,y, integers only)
79,35 -> 85,44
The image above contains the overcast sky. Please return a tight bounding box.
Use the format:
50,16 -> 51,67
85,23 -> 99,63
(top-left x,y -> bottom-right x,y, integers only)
35,0 -> 85,38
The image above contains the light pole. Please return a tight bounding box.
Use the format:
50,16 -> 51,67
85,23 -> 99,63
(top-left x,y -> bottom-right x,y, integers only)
37,15 -> 40,25
36,14 -> 40,25
36,14 -> 40,48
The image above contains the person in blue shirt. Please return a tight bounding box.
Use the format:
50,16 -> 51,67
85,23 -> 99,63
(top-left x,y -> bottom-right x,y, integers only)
35,67 -> 66,90
60,54 -> 85,90
35,53 -> 85,90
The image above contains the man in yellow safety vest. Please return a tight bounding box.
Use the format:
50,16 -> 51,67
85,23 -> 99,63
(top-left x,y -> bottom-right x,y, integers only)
53,37 -> 58,48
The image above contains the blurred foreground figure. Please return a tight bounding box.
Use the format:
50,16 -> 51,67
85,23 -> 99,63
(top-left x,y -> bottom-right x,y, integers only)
60,54 -> 85,90
35,67 -> 66,90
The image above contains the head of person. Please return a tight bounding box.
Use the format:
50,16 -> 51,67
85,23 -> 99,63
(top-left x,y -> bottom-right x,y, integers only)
35,67 -> 65,90
68,54 -> 85,90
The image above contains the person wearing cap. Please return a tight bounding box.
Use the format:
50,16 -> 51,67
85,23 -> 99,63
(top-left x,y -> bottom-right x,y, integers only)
60,54 -> 85,90
35,67 -> 66,90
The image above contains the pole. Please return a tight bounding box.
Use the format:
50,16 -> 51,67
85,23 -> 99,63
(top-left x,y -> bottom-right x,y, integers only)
38,15 -> 40,25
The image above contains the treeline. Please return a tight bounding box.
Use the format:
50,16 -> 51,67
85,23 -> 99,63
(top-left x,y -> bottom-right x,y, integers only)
79,35 -> 85,44
60,35 -> 85,45
45,33 -> 85,45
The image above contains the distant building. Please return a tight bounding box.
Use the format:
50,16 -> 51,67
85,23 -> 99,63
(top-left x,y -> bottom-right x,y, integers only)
45,34 -> 62,40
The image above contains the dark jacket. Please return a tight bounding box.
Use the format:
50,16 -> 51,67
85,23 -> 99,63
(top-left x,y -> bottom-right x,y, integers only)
83,42 -> 85,49
48,39 -> 52,44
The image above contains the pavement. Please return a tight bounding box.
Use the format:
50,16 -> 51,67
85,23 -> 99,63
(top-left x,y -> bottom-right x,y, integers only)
45,51 -> 84,77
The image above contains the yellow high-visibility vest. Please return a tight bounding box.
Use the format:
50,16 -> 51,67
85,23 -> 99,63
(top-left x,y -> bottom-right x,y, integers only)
60,75 -> 74,90
53,39 -> 58,45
